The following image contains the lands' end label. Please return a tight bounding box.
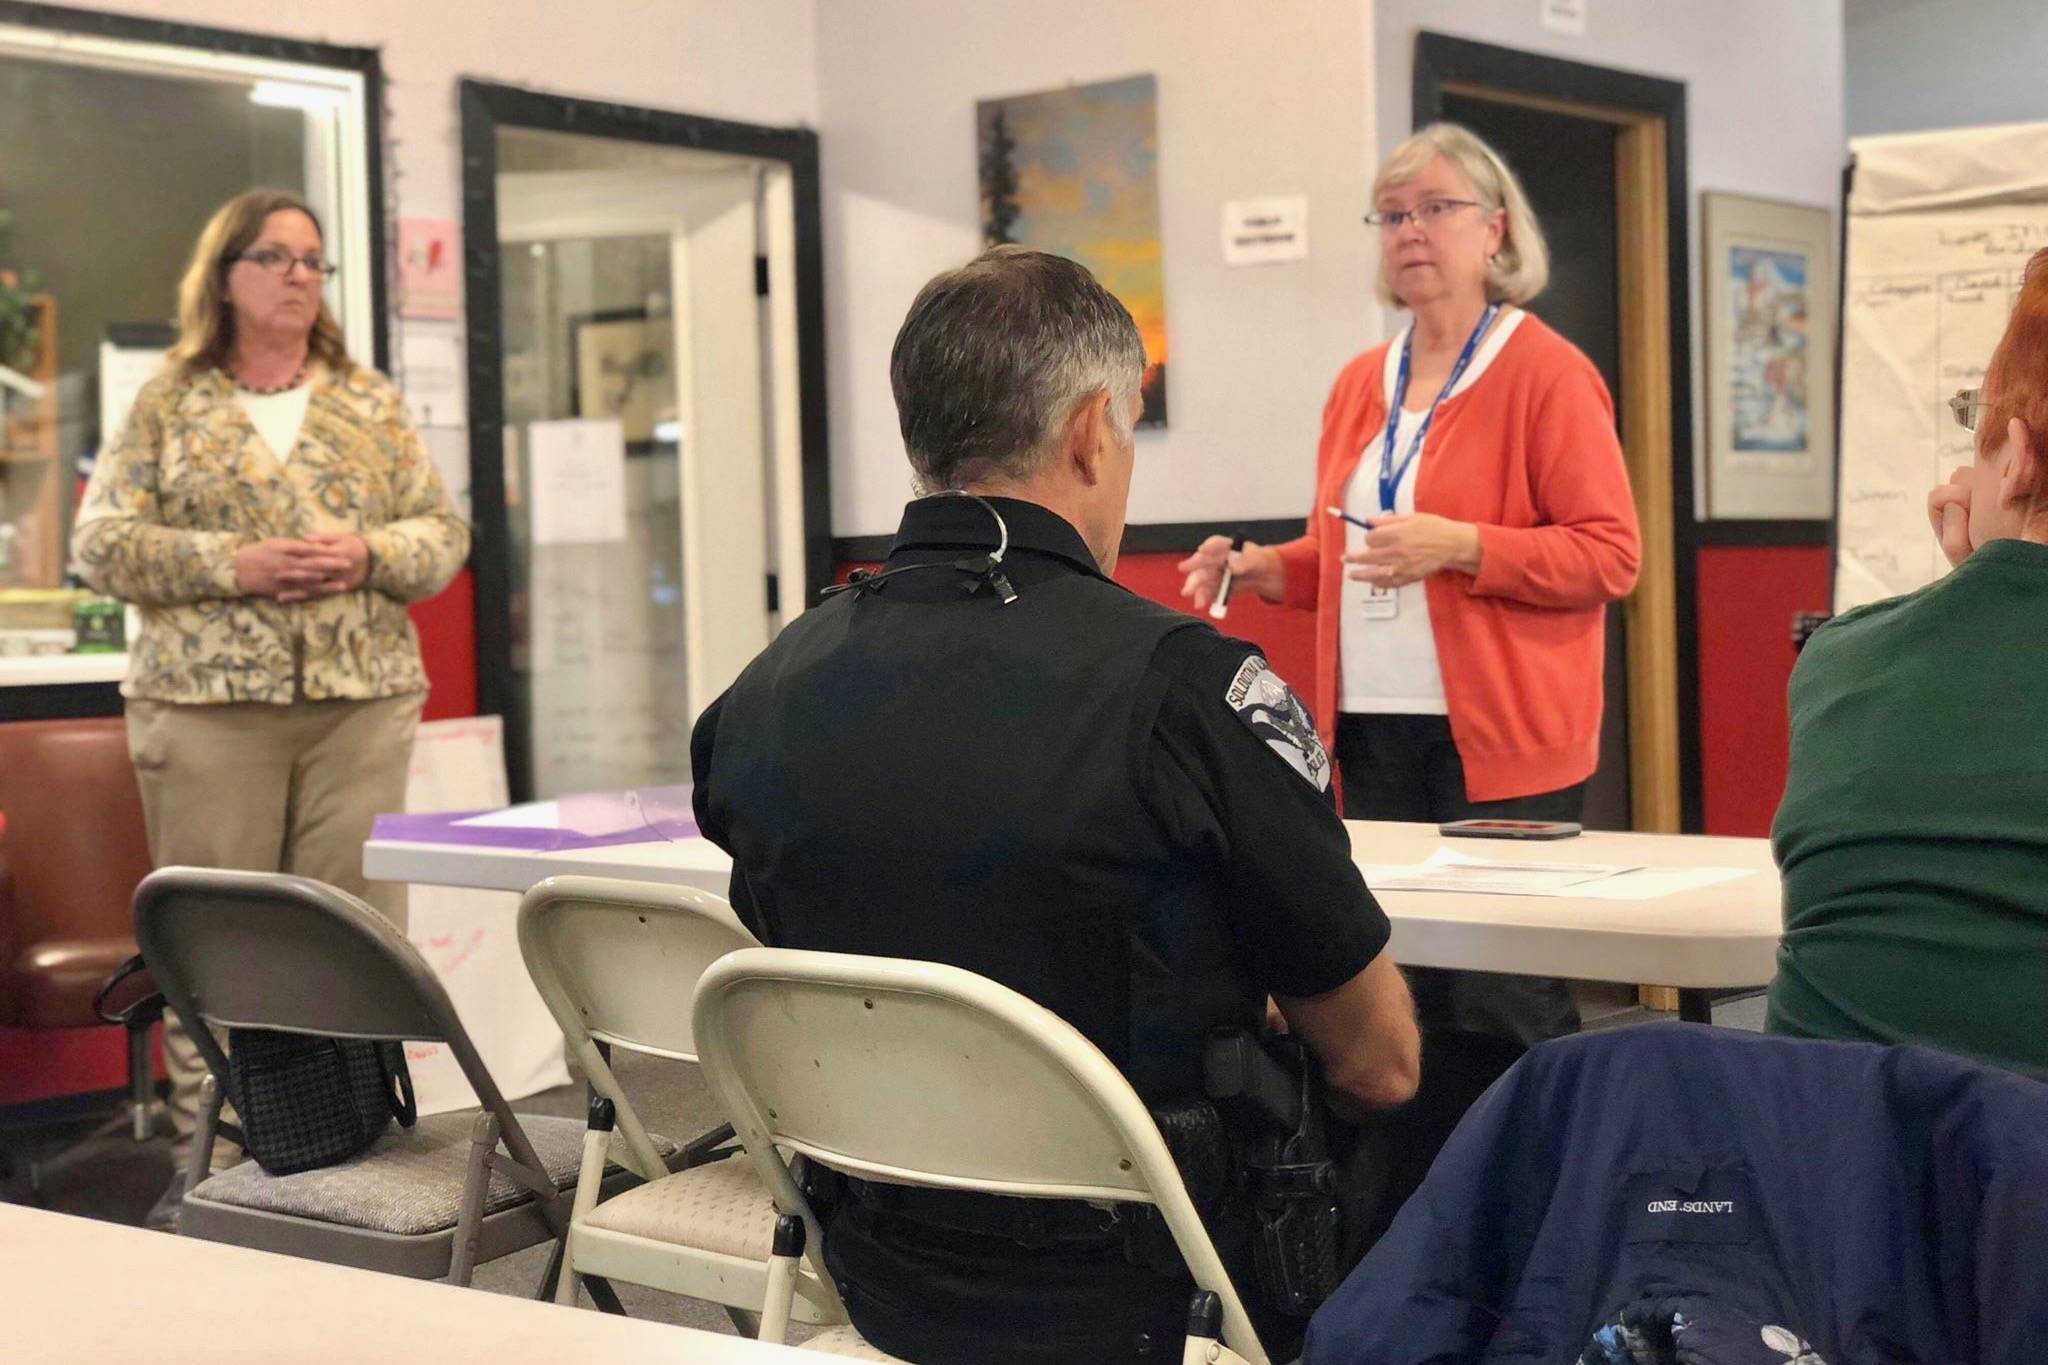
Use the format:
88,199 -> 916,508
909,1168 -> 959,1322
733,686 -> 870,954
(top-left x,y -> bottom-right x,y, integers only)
1623,1170 -> 1755,1244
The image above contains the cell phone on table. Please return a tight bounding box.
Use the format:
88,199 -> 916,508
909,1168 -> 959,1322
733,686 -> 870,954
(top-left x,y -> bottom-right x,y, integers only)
1438,818 -> 1583,840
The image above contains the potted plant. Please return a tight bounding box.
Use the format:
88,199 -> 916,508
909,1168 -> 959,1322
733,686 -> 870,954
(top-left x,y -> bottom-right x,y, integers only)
0,209 -> 43,377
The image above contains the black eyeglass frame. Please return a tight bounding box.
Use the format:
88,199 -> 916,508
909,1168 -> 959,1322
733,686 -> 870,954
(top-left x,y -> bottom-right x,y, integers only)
1362,197 -> 1487,232
226,247 -> 340,281
1949,387 -> 1986,432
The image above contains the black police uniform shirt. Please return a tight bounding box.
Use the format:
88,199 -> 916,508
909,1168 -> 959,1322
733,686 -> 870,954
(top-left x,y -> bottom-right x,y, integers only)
688,495 -> 1391,1362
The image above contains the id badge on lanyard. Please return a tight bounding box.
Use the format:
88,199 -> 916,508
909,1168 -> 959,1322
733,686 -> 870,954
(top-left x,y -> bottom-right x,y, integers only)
1362,303 -> 1498,622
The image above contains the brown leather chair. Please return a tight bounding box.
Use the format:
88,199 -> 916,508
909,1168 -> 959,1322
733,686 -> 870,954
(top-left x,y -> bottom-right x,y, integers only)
0,716 -> 162,1187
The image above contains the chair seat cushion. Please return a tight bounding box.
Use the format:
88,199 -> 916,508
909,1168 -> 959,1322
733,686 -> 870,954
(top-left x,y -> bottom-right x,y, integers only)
580,1153 -> 775,1260
188,1112 -> 677,1238
800,1326 -> 912,1360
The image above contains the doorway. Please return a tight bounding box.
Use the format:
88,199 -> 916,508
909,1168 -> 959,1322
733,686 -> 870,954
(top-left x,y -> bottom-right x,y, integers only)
1416,35 -> 1691,834
460,83 -> 830,801
1439,95 -> 1631,831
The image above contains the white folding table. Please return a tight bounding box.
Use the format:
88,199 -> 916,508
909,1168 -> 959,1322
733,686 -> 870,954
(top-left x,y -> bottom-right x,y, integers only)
368,814 -> 1782,1024
0,1203 -> 814,1363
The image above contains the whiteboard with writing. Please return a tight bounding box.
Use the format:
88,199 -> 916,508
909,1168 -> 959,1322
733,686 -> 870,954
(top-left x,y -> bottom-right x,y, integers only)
1837,122 -> 2048,611
527,456 -> 692,797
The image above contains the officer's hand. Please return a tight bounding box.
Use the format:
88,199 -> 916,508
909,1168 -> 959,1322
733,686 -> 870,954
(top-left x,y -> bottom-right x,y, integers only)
1177,537 -> 1284,611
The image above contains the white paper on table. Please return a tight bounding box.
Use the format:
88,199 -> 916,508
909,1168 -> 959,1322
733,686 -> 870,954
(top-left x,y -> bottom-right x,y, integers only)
1362,848 -> 1753,902
453,798 -> 561,830
398,328 -> 467,428
1363,847 -> 1640,897
1572,865 -> 1753,901
527,418 -> 627,545
451,790 -> 667,839
397,719 -> 571,1114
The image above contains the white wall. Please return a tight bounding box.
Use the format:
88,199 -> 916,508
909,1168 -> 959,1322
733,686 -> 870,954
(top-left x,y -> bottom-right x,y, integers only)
78,0 -> 818,419
75,0 -> 1853,542
1372,0 -> 1847,511
86,0 -> 818,218
1845,0 -> 2045,137
815,0 -> 1380,536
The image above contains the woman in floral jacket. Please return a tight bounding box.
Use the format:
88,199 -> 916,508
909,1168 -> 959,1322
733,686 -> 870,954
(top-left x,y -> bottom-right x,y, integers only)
74,189 -> 467,1227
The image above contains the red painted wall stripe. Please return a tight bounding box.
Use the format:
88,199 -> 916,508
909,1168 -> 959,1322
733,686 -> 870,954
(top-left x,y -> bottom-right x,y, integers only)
1695,545 -> 1832,837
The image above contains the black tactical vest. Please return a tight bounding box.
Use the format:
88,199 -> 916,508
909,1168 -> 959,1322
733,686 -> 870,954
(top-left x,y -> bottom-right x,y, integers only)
701,565 -> 1265,1100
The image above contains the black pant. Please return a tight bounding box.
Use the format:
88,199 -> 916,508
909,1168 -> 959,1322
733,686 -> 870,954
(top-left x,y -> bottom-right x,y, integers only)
1336,712 -> 1586,1046
1337,713 -> 1586,1235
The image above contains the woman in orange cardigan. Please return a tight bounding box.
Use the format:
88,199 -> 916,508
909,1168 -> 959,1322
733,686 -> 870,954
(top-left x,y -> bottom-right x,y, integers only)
1182,124 -> 1640,1050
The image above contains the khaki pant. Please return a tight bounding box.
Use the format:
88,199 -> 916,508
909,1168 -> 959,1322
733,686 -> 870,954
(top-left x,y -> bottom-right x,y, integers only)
126,693 -> 425,1165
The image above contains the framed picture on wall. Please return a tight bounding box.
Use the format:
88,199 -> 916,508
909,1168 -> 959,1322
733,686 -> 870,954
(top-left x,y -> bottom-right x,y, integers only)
570,309 -> 674,454
1702,192 -> 1838,520
976,74 -> 1169,428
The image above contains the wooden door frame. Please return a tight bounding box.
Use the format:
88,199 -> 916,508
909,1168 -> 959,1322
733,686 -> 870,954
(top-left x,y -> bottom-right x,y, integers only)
1414,33 -> 1694,833
459,80 -> 831,801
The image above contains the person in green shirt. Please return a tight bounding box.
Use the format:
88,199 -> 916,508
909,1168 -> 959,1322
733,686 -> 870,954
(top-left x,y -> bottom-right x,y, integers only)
1768,248 -> 2048,1079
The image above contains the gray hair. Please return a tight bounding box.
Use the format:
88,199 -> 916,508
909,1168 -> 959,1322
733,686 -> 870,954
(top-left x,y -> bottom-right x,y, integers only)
1373,123 -> 1550,308
890,245 -> 1146,492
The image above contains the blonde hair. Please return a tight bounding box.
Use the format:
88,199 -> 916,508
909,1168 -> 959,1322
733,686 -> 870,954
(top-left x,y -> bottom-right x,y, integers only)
170,189 -> 352,379
1372,123 -> 1550,309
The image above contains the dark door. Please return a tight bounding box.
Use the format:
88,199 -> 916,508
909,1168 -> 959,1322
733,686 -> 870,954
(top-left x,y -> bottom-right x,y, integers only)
1439,93 -> 1632,831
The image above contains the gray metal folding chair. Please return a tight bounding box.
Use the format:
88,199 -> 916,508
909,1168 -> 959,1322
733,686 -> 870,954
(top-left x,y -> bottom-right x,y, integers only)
133,866 -> 669,1294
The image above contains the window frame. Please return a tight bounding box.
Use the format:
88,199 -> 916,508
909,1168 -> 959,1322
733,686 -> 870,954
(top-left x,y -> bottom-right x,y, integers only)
0,2 -> 388,719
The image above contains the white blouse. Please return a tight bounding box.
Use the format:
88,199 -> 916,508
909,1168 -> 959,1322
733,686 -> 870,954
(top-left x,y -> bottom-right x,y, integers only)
1338,308 -> 1526,715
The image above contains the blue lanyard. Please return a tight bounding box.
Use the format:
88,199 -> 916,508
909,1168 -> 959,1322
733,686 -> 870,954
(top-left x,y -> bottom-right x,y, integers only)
1379,302 -> 1500,512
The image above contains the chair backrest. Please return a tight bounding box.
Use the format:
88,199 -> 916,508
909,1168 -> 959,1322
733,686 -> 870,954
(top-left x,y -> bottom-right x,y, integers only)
0,718 -> 153,1027
517,875 -> 757,1065
517,875 -> 759,1179
693,947 -> 1268,1362
133,866 -> 518,1120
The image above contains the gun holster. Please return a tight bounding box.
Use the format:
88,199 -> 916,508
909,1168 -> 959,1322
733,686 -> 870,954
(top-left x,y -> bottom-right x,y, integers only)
1202,1030 -> 1343,1317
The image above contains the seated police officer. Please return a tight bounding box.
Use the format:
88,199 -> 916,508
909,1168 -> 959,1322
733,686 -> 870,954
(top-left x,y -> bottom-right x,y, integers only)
690,246 -> 1420,1364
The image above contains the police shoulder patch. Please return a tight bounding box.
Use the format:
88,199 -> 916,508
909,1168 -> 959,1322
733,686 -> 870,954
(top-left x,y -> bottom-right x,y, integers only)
1224,655 -> 1329,793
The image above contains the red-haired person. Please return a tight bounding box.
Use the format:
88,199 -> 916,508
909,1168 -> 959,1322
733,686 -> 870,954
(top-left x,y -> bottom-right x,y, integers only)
1766,248 -> 2048,1078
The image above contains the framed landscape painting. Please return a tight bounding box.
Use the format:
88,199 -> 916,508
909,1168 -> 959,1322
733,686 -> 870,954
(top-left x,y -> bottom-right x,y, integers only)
977,73 -> 1168,427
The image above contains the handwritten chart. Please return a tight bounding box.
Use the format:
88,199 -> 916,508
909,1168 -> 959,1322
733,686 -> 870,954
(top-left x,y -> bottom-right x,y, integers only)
1837,123 -> 2048,611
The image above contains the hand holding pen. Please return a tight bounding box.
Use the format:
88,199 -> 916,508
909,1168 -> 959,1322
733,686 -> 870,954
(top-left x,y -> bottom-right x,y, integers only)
1330,505 -> 1483,589
1178,532 -> 1285,617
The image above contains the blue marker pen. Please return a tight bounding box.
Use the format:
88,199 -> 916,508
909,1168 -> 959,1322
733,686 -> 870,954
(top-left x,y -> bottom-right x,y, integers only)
1325,505 -> 1375,533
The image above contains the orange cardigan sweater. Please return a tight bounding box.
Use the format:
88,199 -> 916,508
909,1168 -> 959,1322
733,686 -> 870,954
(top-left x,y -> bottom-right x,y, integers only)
1272,314 -> 1641,802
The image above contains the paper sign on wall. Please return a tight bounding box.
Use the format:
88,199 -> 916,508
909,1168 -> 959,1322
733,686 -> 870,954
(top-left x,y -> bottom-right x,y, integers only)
96,323 -> 176,446
1223,196 -> 1309,267
399,329 -> 466,429
421,427 -> 470,520
528,418 -> 628,545
1540,0 -> 1588,36
398,218 -> 462,320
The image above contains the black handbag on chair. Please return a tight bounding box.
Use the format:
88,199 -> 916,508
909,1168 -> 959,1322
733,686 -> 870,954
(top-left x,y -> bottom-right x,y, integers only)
225,1027 -> 417,1176
98,953 -> 418,1177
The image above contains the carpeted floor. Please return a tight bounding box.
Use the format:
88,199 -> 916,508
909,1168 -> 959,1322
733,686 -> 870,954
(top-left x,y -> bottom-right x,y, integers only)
0,1047 -> 758,1336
